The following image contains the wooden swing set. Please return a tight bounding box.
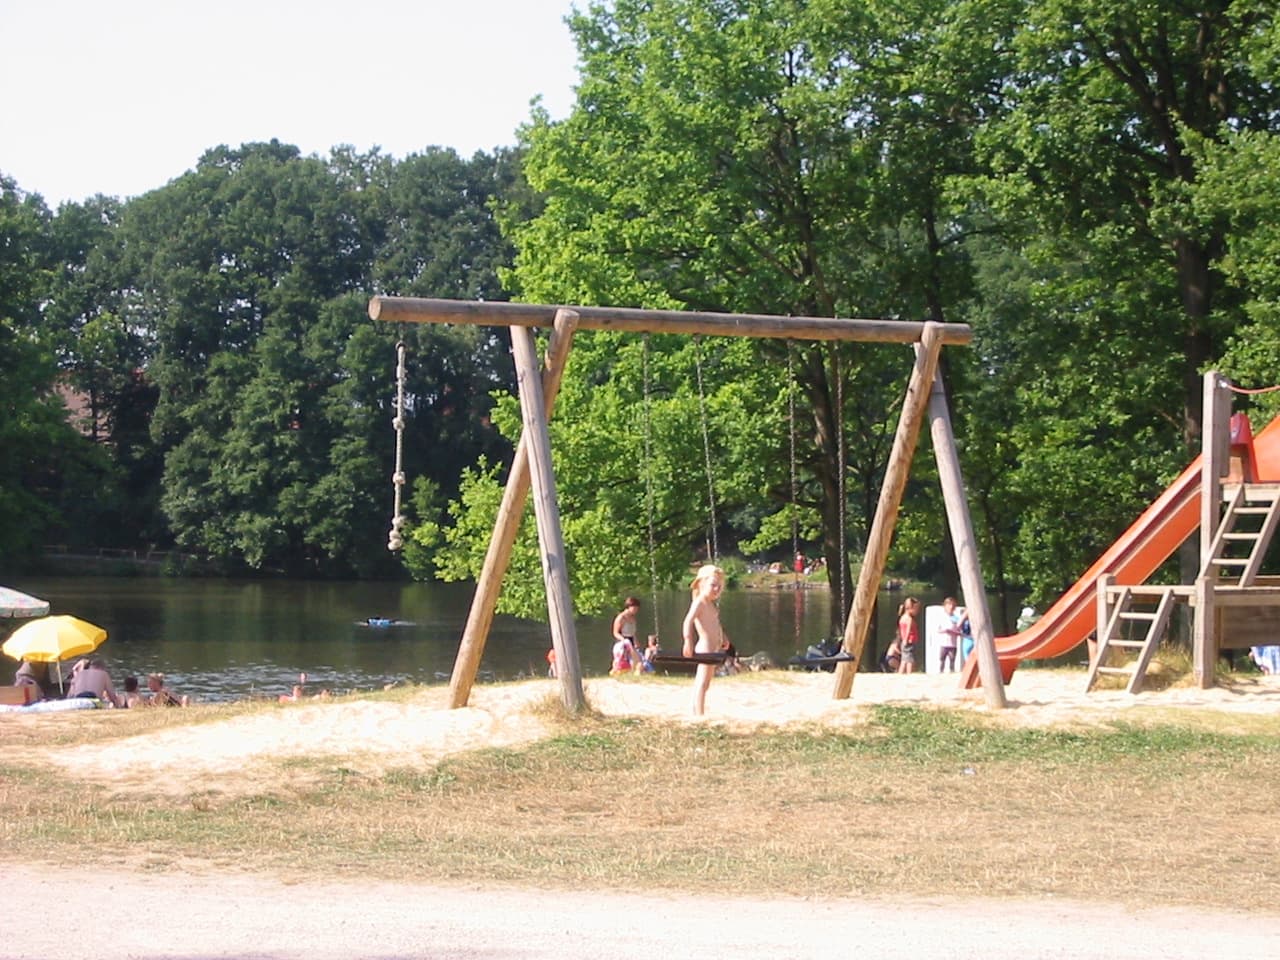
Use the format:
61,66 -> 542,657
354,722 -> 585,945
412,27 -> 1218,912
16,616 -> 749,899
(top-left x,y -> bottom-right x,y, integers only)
370,296 -> 1009,711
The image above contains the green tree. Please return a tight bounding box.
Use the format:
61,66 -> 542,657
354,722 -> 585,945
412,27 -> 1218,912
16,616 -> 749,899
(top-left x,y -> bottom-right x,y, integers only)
1192,127 -> 1280,416
109,141 -> 521,575
969,0 -> 1280,595
42,195 -> 165,546
118,142 -> 389,573
446,0 -> 1004,624
0,176 -> 117,561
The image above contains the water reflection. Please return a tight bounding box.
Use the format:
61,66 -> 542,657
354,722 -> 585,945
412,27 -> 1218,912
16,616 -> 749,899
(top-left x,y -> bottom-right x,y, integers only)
1,576 -> 960,702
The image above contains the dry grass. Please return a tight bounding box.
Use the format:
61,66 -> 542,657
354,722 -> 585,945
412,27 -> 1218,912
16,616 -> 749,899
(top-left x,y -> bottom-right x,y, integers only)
3,694 -> 1280,910
1086,641 -> 1242,693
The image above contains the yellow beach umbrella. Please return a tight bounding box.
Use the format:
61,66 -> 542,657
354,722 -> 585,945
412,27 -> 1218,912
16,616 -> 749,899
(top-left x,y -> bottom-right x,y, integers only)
1,615 -> 107,664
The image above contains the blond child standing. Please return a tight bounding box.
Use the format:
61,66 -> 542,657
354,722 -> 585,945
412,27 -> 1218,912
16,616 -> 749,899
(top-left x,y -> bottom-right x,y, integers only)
682,564 -> 726,715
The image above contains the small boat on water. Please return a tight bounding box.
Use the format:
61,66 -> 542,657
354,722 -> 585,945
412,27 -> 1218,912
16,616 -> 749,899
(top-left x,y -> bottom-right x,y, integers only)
355,617 -> 415,628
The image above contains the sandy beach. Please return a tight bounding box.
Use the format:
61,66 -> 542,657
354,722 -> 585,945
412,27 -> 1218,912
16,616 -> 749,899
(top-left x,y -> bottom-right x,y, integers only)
32,666 -> 1280,798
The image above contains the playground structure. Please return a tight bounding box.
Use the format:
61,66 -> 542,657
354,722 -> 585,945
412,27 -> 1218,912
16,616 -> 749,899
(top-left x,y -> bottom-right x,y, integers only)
960,371 -> 1280,693
370,296 -> 1010,710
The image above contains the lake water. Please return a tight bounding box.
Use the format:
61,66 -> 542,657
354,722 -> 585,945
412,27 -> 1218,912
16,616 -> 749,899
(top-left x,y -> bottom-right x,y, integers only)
2,576 -> 971,702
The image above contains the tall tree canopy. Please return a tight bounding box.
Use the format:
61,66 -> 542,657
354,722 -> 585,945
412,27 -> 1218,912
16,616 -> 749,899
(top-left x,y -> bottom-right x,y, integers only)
428,0 -> 1280,624
972,0 -> 1280,591
1,142 -> 523,577
444,0 -> 1001,625
5,0 -> 1280,631
0,177 -> 118,558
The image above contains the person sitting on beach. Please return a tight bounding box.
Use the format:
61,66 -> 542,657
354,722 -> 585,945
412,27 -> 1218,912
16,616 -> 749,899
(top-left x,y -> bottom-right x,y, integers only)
122,676 -> 144,708
147,672 -> 188,706
67,657 -> 121,707
14,660 -> 46,701
641,635 -> 661,673
1250,646 -> 1280,676
278,672 -> 309,702
717,637 -> 741,676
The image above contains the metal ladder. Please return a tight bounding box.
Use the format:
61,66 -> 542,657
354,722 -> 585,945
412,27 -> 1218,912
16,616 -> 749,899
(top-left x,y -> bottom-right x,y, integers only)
1085,586 -> 1179,694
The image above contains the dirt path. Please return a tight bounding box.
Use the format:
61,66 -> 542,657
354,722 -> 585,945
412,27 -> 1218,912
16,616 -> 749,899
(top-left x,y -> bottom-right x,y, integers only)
8,865 -> 1280,960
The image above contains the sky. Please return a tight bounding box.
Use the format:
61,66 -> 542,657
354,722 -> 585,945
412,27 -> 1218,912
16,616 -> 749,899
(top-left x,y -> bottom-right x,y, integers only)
1,0 -> 581,207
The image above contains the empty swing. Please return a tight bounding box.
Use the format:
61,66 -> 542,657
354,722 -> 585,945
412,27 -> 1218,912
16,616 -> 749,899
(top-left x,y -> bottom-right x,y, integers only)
641,334 -> 661,645
788,343 -> 855,671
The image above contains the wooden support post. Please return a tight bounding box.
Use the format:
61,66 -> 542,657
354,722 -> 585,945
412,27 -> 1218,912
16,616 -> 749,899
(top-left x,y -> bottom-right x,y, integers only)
510,323 -> 584,712
1194,371 -> 1230,689
1200,371 -> 1231,573
833,323 -> 945,699
1095,572 -> 1114,671
926,366 -> 1006,708
448,310 -> 579,708
1193,574 -> 1215,689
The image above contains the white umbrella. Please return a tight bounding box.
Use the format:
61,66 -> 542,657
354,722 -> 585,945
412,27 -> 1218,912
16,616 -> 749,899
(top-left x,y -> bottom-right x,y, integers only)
0,586 -> 50,619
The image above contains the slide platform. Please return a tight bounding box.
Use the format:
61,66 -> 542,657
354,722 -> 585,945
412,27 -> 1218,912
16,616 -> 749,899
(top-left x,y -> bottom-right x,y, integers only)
962,414 -> 1280,687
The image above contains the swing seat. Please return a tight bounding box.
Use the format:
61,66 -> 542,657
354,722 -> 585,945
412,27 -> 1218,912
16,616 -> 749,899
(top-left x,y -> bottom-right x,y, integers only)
787,653 -> 855,672
650,653 -> 728,674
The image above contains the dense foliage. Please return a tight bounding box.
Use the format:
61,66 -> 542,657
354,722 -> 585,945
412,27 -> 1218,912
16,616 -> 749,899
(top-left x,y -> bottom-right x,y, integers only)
3,0 -> 1279,630
1,143 -> 520,577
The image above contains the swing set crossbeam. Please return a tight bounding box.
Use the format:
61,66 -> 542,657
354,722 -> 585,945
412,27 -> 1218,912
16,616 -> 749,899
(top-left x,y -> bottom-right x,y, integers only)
369,296 -> 972,345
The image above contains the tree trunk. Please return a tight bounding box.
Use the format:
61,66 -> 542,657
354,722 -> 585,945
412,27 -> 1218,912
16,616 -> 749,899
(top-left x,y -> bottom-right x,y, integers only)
1176,236 -> 1216,596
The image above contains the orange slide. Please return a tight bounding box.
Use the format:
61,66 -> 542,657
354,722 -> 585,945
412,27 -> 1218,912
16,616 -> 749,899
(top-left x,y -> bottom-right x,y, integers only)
962,413 -> 1280,686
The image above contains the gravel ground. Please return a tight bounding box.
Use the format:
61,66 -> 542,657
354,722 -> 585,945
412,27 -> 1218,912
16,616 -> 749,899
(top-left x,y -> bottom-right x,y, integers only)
8,866 -> 1280,960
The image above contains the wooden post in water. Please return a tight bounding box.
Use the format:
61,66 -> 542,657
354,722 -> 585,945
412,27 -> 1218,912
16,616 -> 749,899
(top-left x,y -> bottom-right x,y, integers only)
448,310 -> 579,709
833,323 -> 944,699
925,365 -> 1006,708
510,323 -> 584,712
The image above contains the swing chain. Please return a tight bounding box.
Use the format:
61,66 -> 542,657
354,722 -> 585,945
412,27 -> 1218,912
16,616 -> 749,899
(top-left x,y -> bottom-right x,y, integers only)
388,339 -> 408,552
787,344 -> 800,585
642,335 -> 661,639
834,345 -> 847,619
693,336 -> 719,561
